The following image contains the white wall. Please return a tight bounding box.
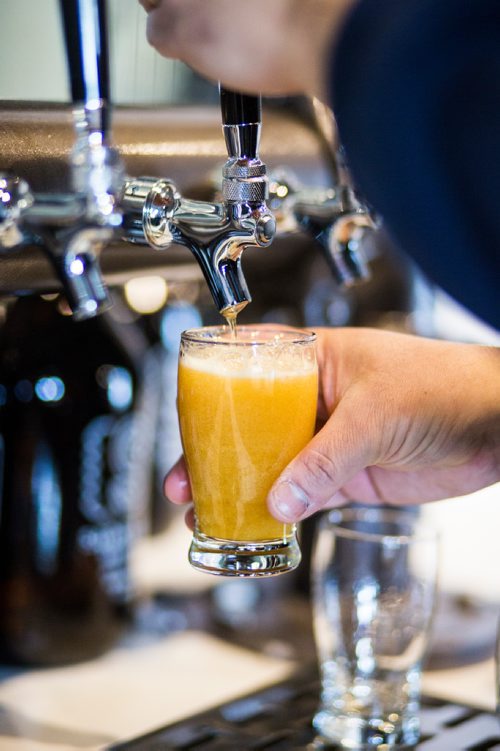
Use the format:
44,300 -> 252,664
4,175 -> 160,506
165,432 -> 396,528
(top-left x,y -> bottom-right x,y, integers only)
0,0 -> 189,103
0,0 -> 68,100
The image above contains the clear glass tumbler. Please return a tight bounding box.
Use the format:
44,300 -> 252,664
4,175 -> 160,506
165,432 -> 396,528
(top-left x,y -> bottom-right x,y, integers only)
311,507 -> 439,748
177,325 -> 318,576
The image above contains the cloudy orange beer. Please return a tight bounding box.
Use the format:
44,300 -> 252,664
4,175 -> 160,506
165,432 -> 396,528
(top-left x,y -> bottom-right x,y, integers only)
178,326 -> 318,576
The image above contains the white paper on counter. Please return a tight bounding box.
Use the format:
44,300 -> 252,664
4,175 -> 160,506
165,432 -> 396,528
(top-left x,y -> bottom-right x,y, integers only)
0,630 -> 296,751
423,658 -> 497,713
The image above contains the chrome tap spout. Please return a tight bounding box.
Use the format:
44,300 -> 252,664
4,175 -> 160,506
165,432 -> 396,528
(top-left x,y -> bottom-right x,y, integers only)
0,183 -> 118,320
172,198 -> 274,315
268,98 -> 377,287
121,175 -> 274,315
120,88 -> 275,317
292,183 -> 375,286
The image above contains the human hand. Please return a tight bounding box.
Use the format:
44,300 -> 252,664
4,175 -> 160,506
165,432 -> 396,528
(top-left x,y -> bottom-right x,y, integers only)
138,0 -> 355,99
269,328 -> 500,520
165,328 -> 500,523
164,456 -> 194,529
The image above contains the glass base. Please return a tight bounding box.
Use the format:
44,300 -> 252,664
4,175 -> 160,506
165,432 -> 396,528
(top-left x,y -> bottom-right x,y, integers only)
313,708 -> 420,749
188,531 -> 301,577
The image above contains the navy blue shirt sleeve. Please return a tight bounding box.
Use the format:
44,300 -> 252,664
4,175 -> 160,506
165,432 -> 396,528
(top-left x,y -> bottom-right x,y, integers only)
331,0 -> 500,329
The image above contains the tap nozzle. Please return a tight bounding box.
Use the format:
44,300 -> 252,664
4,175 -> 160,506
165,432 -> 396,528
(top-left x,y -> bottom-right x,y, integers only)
0,175 -> 34,248
49,227 -> 112,320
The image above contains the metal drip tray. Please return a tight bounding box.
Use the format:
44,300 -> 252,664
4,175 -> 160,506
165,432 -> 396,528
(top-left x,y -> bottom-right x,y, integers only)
109,667 -> 500,750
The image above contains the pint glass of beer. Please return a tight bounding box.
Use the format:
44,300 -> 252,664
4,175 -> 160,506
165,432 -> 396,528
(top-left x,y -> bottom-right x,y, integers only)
177,326 -> 318,576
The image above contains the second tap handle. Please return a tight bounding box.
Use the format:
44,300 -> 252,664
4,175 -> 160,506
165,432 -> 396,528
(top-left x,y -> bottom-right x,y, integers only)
220,86 -> 262,160
59,0 -> 110,135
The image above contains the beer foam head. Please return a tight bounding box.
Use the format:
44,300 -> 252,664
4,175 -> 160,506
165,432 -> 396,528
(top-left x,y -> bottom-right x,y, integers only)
181,341 -> 317,379
180,326 -> 317,378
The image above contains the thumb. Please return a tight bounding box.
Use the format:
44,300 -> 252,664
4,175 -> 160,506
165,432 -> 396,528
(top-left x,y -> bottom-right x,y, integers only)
267,394 -> 377,522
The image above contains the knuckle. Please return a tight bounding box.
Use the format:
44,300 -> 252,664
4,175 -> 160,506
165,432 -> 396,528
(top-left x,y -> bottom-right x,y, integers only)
301,446 -> 339,487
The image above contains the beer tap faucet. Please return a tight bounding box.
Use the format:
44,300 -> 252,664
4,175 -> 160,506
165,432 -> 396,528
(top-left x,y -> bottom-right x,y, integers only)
44,0 -> 125,318
0,0 -> 123,320
121,87 -> 276,317
269,98 -> 377,287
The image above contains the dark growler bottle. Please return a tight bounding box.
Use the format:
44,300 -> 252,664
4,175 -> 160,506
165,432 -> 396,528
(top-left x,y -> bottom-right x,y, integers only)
0,293 -> 148,665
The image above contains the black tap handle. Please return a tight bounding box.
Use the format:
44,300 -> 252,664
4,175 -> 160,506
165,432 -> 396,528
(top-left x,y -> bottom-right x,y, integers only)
219,86 -> 262,160
59,0 -> 110,130
219,87 -> 261,126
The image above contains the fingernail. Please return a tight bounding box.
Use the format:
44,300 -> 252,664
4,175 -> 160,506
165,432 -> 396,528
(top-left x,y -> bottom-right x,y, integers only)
270,480 -> 310,521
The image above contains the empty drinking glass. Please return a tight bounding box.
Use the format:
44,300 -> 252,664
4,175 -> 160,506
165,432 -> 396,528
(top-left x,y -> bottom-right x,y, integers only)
311,507 -> 439,748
